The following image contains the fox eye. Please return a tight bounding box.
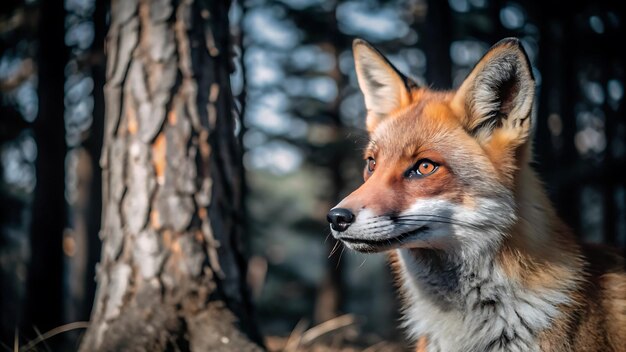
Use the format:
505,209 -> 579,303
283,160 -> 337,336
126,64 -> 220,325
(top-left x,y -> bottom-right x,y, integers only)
406,159 -> 438,178
366,157 -> 376,173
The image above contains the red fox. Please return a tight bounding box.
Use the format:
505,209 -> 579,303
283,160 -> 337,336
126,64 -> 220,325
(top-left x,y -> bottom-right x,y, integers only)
327,38 -> 626,352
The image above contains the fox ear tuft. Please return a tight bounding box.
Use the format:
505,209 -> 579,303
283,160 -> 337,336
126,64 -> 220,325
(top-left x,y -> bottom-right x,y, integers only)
353,39 -> 416,132
452,38 -> 535,145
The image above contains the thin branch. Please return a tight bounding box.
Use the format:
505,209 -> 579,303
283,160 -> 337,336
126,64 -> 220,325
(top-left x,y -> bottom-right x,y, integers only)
299,314 -> 356,345
20,322 -> 90,352
283,318 -> 309,352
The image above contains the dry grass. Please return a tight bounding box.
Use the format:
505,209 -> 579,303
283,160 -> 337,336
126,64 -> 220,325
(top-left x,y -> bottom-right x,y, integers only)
8,315 -> 408,351
10,321 -> 89,352
265,314 -> 407,352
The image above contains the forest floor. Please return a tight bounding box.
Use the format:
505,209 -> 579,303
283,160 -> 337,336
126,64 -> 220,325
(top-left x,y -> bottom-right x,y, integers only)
9,315 -> 410,351
264,314 -> 409,352
266,336 -> 407,352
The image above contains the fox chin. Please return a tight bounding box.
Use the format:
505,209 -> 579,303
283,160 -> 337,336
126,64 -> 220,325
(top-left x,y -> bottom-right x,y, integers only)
327,37 -> 626,352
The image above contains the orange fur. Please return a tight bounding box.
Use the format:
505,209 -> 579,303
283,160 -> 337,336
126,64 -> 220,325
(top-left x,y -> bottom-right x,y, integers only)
330,38 -> 626,351
415,336 -> 428,352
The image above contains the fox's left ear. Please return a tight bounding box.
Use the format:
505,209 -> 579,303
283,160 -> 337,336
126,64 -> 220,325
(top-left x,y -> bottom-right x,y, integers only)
451,38 -> 535,147
353,39 -> 417,132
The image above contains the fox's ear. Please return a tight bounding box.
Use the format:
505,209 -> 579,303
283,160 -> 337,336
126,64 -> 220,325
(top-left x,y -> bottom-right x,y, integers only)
353,39 -> 416,132
451,38 -> 535,146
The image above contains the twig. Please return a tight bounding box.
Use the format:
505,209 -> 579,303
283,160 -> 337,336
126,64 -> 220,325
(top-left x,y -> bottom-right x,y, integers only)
31,327 -> 51,352
20,322 -> 90,352
299,314 -> 356,345
283,319 -> 309,352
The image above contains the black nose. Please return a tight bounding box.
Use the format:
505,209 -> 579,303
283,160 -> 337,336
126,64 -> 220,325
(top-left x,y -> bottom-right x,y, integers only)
327,208 -> 355,232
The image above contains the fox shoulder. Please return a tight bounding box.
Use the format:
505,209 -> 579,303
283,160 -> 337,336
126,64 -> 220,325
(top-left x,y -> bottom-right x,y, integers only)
601,271 -> 626,351
581,244 -> 626,351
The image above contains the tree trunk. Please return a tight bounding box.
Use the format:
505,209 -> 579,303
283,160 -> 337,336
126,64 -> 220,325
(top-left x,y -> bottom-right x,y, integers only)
23,0 -> 68,336
83,0 -> 107,322
422,0 -> 452,89
313,6 -> 346,325
79,0 -> 262,350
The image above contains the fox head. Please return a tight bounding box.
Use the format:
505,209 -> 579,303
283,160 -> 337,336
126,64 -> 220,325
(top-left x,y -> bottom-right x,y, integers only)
327,38 -> 536,254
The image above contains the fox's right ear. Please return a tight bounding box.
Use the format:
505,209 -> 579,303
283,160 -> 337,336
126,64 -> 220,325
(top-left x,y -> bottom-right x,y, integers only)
451,38 -> 535,146
353,39 -> 417,133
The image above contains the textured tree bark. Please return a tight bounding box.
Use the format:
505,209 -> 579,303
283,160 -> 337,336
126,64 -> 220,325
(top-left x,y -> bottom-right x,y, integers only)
79,0 -> 262,350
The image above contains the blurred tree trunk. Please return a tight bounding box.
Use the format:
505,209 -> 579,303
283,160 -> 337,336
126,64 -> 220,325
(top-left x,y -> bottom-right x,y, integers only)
64,2 -> 107,343
83,0 -> 107,321
79,0 -> 262,350
422,0 -> 452,89
23,0 -> 68,335
314,5 -> 346,324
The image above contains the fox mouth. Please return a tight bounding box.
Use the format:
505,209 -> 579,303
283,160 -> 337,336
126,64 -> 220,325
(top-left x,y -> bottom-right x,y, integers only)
337,226 -> 428,252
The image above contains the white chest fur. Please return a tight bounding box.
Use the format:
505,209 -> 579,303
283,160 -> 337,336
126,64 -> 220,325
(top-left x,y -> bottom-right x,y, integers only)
396,249 -> 571,352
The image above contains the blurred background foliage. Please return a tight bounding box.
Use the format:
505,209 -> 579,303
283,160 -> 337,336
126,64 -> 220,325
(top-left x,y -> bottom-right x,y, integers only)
1,0 -> 625,349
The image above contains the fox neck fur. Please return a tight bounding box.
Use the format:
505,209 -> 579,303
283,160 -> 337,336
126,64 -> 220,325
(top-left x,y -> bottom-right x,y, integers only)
391,165 -> 624,352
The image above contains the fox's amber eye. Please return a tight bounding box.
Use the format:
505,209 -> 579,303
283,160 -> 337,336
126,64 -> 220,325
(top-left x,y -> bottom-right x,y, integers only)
366,157 -> 376,173
406,159 -> 438,178
417,160 -> 436,175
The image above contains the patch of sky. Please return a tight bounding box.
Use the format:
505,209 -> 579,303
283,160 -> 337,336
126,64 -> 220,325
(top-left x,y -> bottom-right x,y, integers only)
589,15 -> 604,34
450,40 -> 488,67
500,3 -> 526,30
246,91 -> 292,134
336,1 -> 409,42
582,81 -> 605,105
244,140 -> 304,175
449,0 -> 470,13
245,46 -> 286,88
64,73 -> 94,146
15,80 -> 38,122
244,6 -> 301,50
1,132 -> 37,193
65,0 -> 95,17
283,76 -> 337,103
289,45 -> 335,72
339,91 -> 366,128
277,0 -> 327,11
307,76 -> 338,103
65,18 -> 94,50
607,79 -> 623,102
